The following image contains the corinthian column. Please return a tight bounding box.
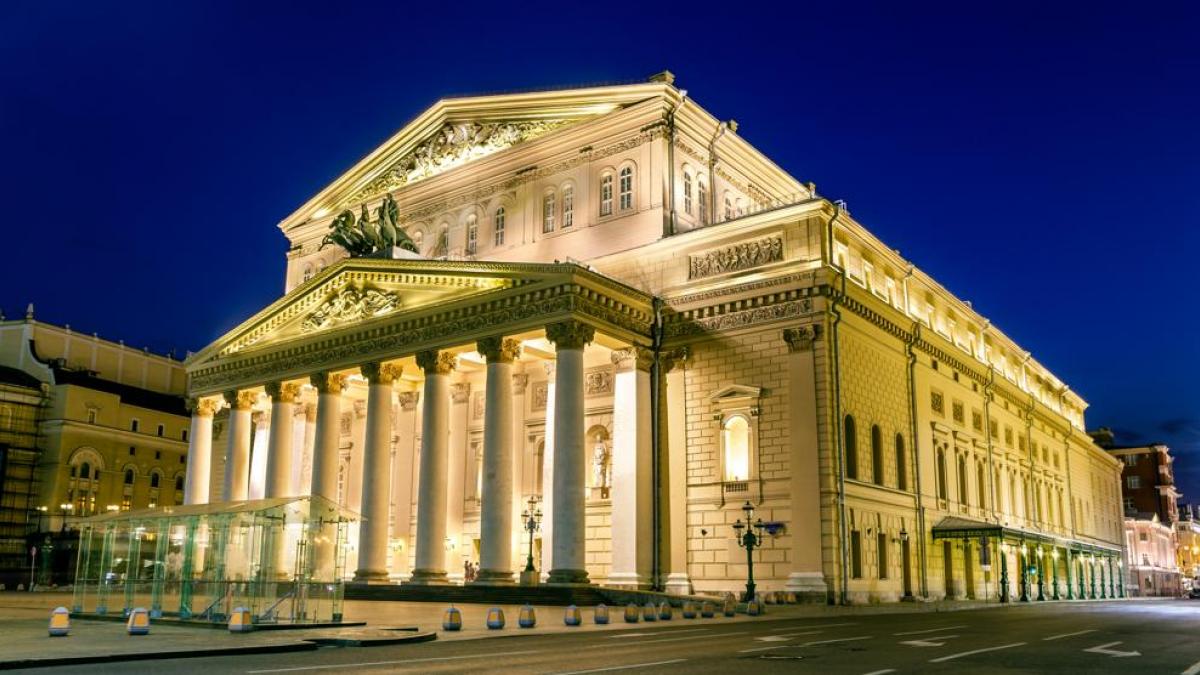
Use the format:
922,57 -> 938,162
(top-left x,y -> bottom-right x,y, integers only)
609,346 -> 653,589
184,397 -> 220,505
222,390 -> 257,502
355,361 -> 402,583
407,350 -> 456,585
474,337 -> 521,584
545,319 -> 594,585
662,348 -> 692,594
309,372 -> 347,502
264,382 -> 299,498
782,325 -> 828,595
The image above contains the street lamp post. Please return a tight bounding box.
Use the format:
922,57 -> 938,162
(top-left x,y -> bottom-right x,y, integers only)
899,527 -> 911,599
521,496 -> 542,573
1019,544 -> 1030,602
999,542 -> 1010,603
1051,548 -> 1060,600
1036,546 -> 1046,601
731,501 -> 766,602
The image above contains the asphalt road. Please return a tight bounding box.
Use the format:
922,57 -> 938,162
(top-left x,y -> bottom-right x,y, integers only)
37,599 -> 1200,674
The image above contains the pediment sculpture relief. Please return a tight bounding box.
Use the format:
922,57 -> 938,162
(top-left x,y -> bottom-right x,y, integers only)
301,286 -> 400,333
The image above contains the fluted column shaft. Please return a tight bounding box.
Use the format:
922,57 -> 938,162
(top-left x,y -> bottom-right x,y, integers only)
546,320 -> 594,585
309,373 -> 346,502
408,350 -> 456,585
183,398 -> 219,505
265,382 -> 299,498
355,362 -> 401,582
475,337 -> 520,584
222,390 -> 256,501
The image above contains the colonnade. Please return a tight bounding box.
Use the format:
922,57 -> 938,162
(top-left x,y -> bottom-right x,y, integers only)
991,540 -> 1124,602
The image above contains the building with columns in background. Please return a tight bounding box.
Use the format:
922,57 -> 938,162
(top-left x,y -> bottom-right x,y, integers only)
179,73 -> 1126,602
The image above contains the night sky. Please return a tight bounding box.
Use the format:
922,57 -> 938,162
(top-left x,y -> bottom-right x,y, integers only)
2,3 -> 1197,491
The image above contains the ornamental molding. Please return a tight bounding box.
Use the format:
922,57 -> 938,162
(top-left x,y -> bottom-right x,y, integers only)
665,270 -> 818,307
664,297 -> 815,338
782,325 -> 822,353
301,286 -> 400,333
688,235 -> 784,280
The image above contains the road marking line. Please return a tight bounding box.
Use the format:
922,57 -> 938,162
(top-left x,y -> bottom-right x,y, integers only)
929,642 -> 1027,663
586,631 -> 746,648
739,645 -> 789,653
1181,659 -> 1200,675
1043,629 -> 1097,641
605,628 -> 709,638
894,624 -> 967,636
900,635 -> 958,647
245,649 -> 544,673
768,621 -> 857,632
552,659 -> 687,675
863,670 -> 897,675
1084,641 -> 1140,658
738,635 -> 872,654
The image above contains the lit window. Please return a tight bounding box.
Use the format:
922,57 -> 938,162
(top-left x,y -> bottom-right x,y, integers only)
682,171 -> 693,215
466,214 -> 478,254
697,180 -> 709,224
493,208 -> 505,246
600,174 -> 613,216
618,166 -> 633,210
562,185 -> 574,227
722,416 -> 750,481
542,192 -> 556,233
844,415 -> 858,480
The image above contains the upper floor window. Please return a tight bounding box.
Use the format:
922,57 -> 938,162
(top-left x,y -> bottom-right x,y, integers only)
157,424 -> 165,437
697,180 -> 709,224
722,416 -> 750,482
86,409 -> 97,424
871,424 -> 884,486
844,415 -> 858,480
562,185 -> 574,228
936,449 -> 948,500
466,214 -> 478,255
182,428 -> 189,442
682,171 -> 693,215
599,174 -> 614,216
618,166 -> 634,211
542,192 -> 556,233
124,468 -> 135,485
130,419 -> 140,433
150,472 -> 160,489
895,434 -> 907,491
493,208 -> 506,246
1127,476 -> 1141,489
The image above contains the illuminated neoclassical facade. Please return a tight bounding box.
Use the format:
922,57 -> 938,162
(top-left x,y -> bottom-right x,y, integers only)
182,73 -> 1125,601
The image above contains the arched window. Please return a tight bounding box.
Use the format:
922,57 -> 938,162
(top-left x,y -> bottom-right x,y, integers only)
698,179 -> 709,225
724,195 -> 734,221
957,455 -> 968,505
871,425 -> 884,485
599,173 -> 614,216
562,185 -> 574,228
465,214 -> 478,254
682,170 -> 693,215
722,416 -> 750,482
150,472 -> 160,489
936,449 -> 948,500
977,463 -> 987,510
618,166 -> 634,211
542,191 -> 556,233
844,415 -> 858,480
493,208 -> 505,246
124,468 -> 135,485
895,434 -> 907,491
175,475 -> 184,491
79,463 -> 90,480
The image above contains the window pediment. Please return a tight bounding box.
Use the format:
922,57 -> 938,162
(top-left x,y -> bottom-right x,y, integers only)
709,384 -> 762,407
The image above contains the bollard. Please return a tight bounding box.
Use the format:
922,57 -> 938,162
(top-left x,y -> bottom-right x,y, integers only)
658,602 -> 673,620
564,604 -> 581,626
784,591 -> 798,604
442,606 -> 463,631
701,601 -> 715,618
126,607 -> 151,635
764,591 -> 776,605
48,607 -> 70,637
642,602 -> 657,622
518,604 -> 537,628
681,601 -> 697,619
723,595 -> 736,617
486,607 -> 506,630
624,603 -> 640,623
746,599 -> 765,616
594,604 -> 610,624
228,606 -> 254,633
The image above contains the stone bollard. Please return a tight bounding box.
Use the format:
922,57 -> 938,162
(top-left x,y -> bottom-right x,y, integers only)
518,604 -> 537,628
442,606 -> 463,631
681,601 -> 697,619
701,601 -> 715,618
228,606 -> 254,633
48,607 -> 70,637
747,599 -> 765,616
658,602 -> 673,620
784,591 -> 798,604
642,602 -> 657,622
624,603 -> 640,623
764,592 -> 776,605
594,604 -> 610,625
723,595 -> 736,617
126,607 -> 151,635
486,607 -> 506,630
564,605 -> 582,626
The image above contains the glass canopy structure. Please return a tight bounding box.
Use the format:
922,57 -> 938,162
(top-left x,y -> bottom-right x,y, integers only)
71,496 -> 357,625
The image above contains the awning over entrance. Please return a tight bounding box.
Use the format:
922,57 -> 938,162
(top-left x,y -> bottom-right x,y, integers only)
931,516 -> 1121,556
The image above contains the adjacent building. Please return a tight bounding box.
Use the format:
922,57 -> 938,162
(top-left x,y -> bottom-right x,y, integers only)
177,73 -> 1126,603
1176,504 -> 1200,587
1093,427 -> 1182,596
0,307 -> 189,586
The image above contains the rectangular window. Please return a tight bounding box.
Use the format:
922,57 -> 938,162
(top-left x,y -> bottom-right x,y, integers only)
87,409 -> 97,424
600,175 -> 613,216
850,531 -> 863,579
972,410 -> 983,433
129,446 -> 136,456
1004,426 -> 1013,447
182,429 -> 189,442
157,424 -> 165,437
1123,497 -> 1134,512
1127,476 -> 1141,489
562,186 -> 574,228
618,168 -> 633,210
952,400 -> 964,425
877,532 -> 888,579
130,419 -> 139,432
930,390 -> 944,416
542,193 -> 556,233
1123,455 -> 1137,466
683,174 -> 693,215
990,418 -> 998,439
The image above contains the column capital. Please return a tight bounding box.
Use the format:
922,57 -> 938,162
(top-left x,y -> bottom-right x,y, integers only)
451,382 -> 471,404
511,373 -> 530,394
362,361 -> 404,385
310,371 -> 348,394
264,381 -> 301,403
783,324 -> 822,353
187,397 -> 221,417
416,350 -> 457,375
546,319 -> 595,350
611,346 -> 653,372
397,391 -> 420,411
223,389 -> 257,411
478,336 -> 522,364
661,346 -> 690,373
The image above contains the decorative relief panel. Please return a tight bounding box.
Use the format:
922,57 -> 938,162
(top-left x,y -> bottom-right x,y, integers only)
531,381 -> 549,412
472,391 -> 485,420
584,367 -> 614,397
665,298 -> 814,338
301,286 -> 400,333
688,236 -> 784,280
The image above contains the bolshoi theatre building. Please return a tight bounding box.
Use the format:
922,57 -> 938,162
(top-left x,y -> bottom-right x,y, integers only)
160,72 -> 1127,606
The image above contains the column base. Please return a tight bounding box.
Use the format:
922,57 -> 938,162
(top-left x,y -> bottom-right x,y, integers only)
403,568 -> 450,585
471,569 -> 516,585
547,568 -> 590,585
606,572 -> 652,590
664,572 -> 693,596
785,571 -> 828,594
352,568 -> 391,583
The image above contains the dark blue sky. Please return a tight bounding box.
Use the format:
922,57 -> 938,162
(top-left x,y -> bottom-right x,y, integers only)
3,2 -> 1197,490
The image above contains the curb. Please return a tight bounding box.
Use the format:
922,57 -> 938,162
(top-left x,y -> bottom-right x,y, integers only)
0,641 -> 319,670
304,631 -> 438,647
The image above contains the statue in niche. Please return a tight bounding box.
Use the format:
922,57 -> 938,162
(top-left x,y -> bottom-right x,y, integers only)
591,433 -> 611,499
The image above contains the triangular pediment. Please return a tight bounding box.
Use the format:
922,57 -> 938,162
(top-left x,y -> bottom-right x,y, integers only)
709,384 -> 763,404
281,81 -> 677,231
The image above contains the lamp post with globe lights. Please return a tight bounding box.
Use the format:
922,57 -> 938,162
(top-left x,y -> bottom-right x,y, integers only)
731,501 -> 766,602
521,496 -> 542,576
